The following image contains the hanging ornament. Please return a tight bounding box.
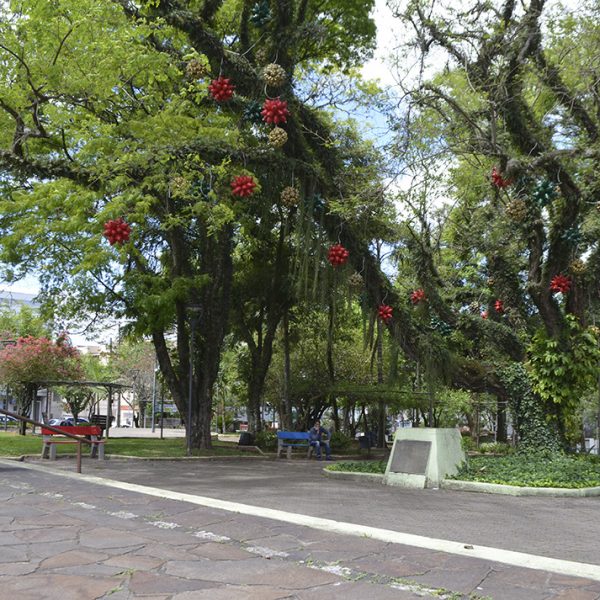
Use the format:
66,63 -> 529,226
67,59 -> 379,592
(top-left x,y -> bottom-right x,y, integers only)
250,0 -> 271,27
230,175 -> 257,197
327,244 -> 349,267
185,59 -> 209,80
170,175 -> 190,197
208,77 -> 235,101
410,288 -> 426,304
103,218 -> 131,246
280,186 -> 300,207
532,179 -> 556,207
262,63 -> 287,87
481,310 -> 489,319
378,304 -> 393,323
468,301 -> 480,314
491,167 -> 511,189
550,274 -> 572,294
243,100 -> 263,124
262,98 -> 290,124
505,198 -> 528,222
487,277 -> 496,287
268,126 -> 288,147
494,299 -> 505,314
570,259 -> 586,275
348,272 -> 363,289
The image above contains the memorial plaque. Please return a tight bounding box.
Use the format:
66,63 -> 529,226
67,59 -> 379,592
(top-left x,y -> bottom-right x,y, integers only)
389,440 -> 431,474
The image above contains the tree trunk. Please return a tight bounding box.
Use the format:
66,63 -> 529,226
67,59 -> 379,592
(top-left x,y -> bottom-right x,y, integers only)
281,309 -> 292,429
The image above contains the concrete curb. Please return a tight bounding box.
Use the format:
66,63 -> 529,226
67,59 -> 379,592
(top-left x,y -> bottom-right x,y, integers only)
323,468 -> 385,484
441,479 -> 600,497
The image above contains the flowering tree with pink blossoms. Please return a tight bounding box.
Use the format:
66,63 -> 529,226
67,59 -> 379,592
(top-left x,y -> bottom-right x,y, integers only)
0,336 -> 84,433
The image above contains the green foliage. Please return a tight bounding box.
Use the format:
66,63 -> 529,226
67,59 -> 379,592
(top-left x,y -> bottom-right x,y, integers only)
0,304 -> 50,339
477,442 -> 513,455
451,453 -> 600,488
329,430 -> 352,450
57,385 -> 94,422
326,460 -> 386,474
254,429 -> 278,450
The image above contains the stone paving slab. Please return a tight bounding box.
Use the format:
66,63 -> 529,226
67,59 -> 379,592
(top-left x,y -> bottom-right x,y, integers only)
1,460 -> 600,599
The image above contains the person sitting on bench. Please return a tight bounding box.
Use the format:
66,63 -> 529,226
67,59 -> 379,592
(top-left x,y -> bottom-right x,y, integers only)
308,420 -> 332,461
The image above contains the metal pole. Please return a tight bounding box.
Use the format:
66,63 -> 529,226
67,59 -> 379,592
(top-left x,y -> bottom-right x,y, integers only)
76,440 -> 82,474
160,387 -> 164,440
187,318 -> 195,456
151,360 -> 157,433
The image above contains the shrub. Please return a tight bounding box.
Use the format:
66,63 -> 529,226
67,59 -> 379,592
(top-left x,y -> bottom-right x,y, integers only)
461,436 -> 476,452
327,460 -> 386,474
330,430 -> 352,450
254,430 -> 277,450
478,442 -> 513,455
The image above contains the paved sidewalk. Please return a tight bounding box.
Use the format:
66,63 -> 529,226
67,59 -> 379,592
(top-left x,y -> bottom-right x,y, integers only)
1,458 -> 600,599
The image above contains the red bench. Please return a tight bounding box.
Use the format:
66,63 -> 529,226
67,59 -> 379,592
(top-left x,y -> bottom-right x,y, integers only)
41,425 -> 105,460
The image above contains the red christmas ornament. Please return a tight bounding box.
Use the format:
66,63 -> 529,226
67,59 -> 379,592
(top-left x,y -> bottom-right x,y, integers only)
208,77 -> 235,101
481,310 -> 489,319
230,175 -> 257,197
410,288 -> 426,304
494,299 -> 505,314
261,97 -> 290,124
327,244 -> 349,267
550,274 -> 571,294
103,218 -> 131,245
378,304 -> 393,323
491,167 -> 511,189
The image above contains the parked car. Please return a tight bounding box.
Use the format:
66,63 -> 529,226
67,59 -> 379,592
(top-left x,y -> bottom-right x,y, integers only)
47,417 -> 90,427
0,414 -> 17,424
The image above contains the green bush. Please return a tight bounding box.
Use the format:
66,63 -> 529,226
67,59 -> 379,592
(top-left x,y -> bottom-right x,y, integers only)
330,430 -> 352,450
478,442 -> 513,455
255,430 -> 278,450
461,436 -> 476,452
326,460 -> 386,474
450,452 -> 600,488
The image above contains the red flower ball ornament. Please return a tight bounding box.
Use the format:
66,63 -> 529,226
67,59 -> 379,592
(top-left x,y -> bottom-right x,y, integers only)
494,299 -> 505,314
410,288 -> 426,304
208,77 -> 235,101
491,167 -> 511,189
230,175 -> 257,197
550,274 -> 571,294
261,98 -> 290,124
327,244 -> 349,267
481,310 -> 489,319
378,304 -> 393,323
103,218 -> 131,246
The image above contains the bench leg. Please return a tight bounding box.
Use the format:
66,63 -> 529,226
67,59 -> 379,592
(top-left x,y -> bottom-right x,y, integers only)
41,442 -> 49,459
49,443 -> 57,460
286,446 -> 292,460
307,445 -> 313,459
98,443 -> 105,460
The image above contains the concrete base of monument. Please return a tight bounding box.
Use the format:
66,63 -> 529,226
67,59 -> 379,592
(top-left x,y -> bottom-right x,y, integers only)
383,428 -> 465,489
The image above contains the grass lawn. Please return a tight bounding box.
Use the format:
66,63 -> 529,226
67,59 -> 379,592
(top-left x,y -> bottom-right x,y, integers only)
0,431 -> 257,458
326,460 -> 387,474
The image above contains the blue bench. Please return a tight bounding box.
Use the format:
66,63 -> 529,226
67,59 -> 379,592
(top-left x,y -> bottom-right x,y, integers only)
276,431 -> 314,459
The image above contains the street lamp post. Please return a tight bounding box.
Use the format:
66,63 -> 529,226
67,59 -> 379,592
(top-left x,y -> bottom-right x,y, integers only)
187,305 -> 202,456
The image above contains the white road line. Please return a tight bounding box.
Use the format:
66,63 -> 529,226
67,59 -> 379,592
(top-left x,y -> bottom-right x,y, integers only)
5,458 -> 600,582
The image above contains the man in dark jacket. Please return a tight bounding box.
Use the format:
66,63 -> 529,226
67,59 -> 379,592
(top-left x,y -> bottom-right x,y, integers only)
308,420 -> 332,460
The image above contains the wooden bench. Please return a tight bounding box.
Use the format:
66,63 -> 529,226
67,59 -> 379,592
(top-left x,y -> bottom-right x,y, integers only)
41,425 -> 106,460
276,431 -> 314,459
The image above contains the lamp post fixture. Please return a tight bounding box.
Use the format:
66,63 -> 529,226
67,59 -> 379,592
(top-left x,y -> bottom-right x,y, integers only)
187,305 -> 202,456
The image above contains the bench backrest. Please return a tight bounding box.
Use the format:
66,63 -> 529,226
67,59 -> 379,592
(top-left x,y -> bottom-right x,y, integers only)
41,425 -> 102,436
277,431 -> 310,440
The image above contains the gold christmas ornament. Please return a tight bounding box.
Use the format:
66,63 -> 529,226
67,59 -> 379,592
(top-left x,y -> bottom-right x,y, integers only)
254,47 -> 270,65
170,175 -> 190,196
505,198 -> 527,222
570,259 -> 586,275
280,186 -> 300,207
348,272 -> 363,288
185,59 -> 209,80
262,63 -> 287,87
487,277 -> 495,287
269,126 -> 288,148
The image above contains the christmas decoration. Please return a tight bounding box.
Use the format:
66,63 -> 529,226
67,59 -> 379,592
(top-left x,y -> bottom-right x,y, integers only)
348,272 -> 363,289
327,243 -> 349,267
481,310 -> 489,319
532,179 -> 556,207
570,259 -> 586,275
378,304 -> 393,323
243,100 -> 263,124
430,316 -> 452,336
280,186 -> 300,207
491,167 -> 511,189
550,274 -> 571,294
410,288 -> 426,304
262,63 -> 286,87
505,198 -> 527,222
170,175 -> 190,196
208,77 -> 235,101
185,59 -> 209,80
487,277 -> 496,287
468,301 -> 480,314
250,0 -> 271,27
261,98 -> 289,124
230,175 -> 257,197
268,126 -> 287,147
254,47 -> 270,65
494,299 -> 505,314
103,218 -> 131,245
